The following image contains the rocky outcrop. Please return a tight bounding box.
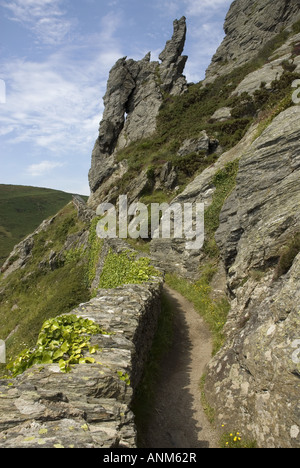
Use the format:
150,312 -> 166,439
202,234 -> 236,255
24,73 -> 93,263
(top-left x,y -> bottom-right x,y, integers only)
88,17 -> 188,201
204,106 -> 300,448
0,278 -> 162,448
150,102 -> 300,447
216,106 -> 300,287
177,131 -> 219,157
205,0 -> 300,83
205,254 -> 300,448
0,217 -> 56,279
150,122 -> 260,279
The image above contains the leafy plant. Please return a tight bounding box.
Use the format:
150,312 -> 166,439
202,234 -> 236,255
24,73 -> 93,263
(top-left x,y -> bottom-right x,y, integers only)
117,371 -> 131,386
7,315 -> 108,377
99,249 -> 160,289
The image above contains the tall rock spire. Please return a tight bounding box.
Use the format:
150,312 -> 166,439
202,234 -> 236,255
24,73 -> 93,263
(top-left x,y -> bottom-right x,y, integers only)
88,17 -> 188,198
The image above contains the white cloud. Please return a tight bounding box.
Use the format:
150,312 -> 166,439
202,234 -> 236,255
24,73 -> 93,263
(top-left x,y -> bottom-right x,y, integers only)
0,13 -> 124,157
27,160 -> 64,177
1,0 -> 74,45
184,0 -> 232,17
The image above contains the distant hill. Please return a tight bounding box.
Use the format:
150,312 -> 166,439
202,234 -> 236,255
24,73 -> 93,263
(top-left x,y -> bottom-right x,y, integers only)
0,185 -> 88,266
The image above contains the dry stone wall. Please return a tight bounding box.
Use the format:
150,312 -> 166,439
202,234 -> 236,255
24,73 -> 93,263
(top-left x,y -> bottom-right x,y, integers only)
0,278 -> 163,448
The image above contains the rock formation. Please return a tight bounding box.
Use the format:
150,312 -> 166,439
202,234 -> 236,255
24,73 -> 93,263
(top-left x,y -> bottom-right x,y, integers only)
204,106 -> 300,448
205,0 -> 300,83
150,2 -> 300,448
88,17 -> 188,205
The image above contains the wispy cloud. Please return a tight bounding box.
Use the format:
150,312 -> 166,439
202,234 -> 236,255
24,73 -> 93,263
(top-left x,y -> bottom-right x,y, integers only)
27,160 -> 64,177
1,0 -> 74,45
184,0 -> 232,16
0,6 -> 124,158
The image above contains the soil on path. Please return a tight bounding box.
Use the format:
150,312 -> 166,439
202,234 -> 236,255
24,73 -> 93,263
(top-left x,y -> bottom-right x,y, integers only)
144,285 -> 220,449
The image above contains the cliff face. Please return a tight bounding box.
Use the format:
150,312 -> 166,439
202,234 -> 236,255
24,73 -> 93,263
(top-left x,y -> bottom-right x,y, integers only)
150,2 -> 300,447
205,0 -> 300,82
205,107 -> 300,448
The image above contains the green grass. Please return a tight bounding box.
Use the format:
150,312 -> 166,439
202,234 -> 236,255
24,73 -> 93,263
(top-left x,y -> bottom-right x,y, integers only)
0,203 -> 91,377
0,185 -> 87,267
165,263 -> 230,355
99,249 -> 160,289
132,291 -> 175,447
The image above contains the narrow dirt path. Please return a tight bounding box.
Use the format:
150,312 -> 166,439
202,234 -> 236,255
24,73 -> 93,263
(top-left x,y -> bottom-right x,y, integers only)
144,285 -> 219,449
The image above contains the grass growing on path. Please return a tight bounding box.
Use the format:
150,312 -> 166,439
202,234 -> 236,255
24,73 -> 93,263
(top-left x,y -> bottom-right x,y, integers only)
132,291 -> 175,447
165,264 -> 230,355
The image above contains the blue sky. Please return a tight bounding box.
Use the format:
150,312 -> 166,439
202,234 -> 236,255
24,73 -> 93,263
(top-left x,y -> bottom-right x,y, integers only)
0,0 -> 232,195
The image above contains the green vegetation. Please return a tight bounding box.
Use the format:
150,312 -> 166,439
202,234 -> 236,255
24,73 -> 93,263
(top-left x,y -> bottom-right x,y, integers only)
99,249 -> 160,289
0,203 -> 91,377
132,291 -> 175,447
220,430 -> 257,449
200,374 -> 215,424
166,263 -> 230,354
7,315 -> 108,377
292,19 -> 300,35
0,185 -> 86,267
85,217 -> 103,287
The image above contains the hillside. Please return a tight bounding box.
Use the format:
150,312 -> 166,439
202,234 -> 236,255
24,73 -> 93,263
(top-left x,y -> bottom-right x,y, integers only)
0,0 -> 300,449
0,185 -> 87,266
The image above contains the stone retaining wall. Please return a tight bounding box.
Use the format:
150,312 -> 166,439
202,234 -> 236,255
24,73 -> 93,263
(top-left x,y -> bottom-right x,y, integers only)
0,278 -> 163,448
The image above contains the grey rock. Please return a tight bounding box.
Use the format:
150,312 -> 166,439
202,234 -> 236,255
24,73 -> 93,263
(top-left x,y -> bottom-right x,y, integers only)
88,17 -> 188,197
205,0 -> 300,83
210,107 -> 232,122
216,106 -> 300,289
232,55 -> 288,96
0,217 -> 55,279
204,105 -> 300,448
177,130 -> 219,157
205,254 -> 300,448
72,195 -> 95,223
159,162 -> 178,190
159,17 -> 187,67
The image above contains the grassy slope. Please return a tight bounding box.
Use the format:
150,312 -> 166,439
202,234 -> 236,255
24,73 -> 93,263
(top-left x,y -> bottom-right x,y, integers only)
0,202 -> 92,376
0,185 -> 87,266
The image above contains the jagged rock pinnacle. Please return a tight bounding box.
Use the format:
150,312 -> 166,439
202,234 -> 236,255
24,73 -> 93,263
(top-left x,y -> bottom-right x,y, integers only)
88,18 -> 188,198
159,16 -> 187,66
